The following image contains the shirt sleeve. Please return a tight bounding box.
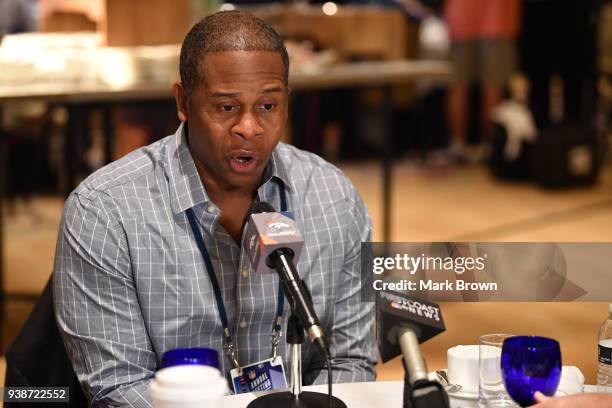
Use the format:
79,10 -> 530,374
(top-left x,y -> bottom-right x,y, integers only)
53,191 -> 156,407
305,182 -> 377,385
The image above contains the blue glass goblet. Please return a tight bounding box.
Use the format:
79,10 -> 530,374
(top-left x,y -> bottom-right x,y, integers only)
160,347 -> 220,370
501,336 -> 562,407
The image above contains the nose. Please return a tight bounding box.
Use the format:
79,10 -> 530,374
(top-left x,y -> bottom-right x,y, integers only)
232,111 -> 264,140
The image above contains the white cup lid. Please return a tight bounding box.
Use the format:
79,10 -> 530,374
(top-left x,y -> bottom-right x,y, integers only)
447,345 -> 479,359
154,365 -> 222,389
151,366 -> 228,401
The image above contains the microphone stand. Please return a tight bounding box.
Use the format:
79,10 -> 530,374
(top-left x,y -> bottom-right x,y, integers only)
403,373 -> 450,408
399,327 -> 450,408
247,313 -> 347,408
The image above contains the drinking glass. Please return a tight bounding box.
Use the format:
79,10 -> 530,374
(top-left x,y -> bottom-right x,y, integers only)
160,347 -> 220,370
478,334 -> 518,407
501,336 -> 562,407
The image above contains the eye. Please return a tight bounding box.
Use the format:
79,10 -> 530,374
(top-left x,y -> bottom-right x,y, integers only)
261,103 -> 276,111
221,105 -> 237,112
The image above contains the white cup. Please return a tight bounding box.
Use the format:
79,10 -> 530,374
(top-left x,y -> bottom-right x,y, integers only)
447,345 -> 480,394
150,365 -> 228,408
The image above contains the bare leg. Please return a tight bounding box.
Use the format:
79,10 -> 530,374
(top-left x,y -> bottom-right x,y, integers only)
481,86 -> 503,142
447,85 -> 469,153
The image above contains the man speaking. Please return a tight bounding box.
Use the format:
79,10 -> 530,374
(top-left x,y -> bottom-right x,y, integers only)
53,11 -> 376,407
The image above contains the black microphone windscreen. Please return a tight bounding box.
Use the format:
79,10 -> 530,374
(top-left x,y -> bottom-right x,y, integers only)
377,290 -> 445,363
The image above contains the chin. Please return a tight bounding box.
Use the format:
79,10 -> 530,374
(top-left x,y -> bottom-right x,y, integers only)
227,173 -> 260,189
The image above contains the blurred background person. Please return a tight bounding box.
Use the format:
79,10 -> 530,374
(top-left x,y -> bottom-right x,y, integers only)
519,0 -> 603,128
444,0 -> 521,163
0,0 -> 38,39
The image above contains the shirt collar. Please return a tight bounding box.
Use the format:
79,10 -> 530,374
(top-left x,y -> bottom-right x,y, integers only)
166,123 -> 209,215
166,124 -> 293,215
265,145 -> 294,194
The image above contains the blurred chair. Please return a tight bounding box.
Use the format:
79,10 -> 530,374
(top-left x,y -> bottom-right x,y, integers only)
4,276 -> 87,407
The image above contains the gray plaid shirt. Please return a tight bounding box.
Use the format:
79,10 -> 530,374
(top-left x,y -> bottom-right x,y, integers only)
53,124 -> 376,407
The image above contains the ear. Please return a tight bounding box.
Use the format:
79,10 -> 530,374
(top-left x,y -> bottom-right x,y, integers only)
173,82 -> 189,122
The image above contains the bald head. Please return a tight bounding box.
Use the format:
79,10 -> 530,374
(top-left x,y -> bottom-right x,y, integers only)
179,11 -> 289,95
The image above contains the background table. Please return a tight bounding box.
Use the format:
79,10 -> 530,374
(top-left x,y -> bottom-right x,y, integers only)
0,60 -> 450,349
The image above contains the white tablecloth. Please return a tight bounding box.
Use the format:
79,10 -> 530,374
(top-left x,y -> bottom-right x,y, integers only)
222,381 -> 600,408
223,381 -> 473,408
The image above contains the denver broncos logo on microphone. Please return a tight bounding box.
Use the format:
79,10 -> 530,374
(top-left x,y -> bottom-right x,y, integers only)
268,221 -> 291,230
266,220 -> 297,237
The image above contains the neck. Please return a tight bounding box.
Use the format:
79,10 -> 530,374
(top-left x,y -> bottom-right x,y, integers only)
193,160 -> 260,244
193,160 -> 259,203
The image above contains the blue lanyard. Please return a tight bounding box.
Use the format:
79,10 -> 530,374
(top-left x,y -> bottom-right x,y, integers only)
185,180 -> 287,370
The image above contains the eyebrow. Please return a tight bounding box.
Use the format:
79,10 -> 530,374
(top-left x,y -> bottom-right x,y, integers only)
210,91 -> 240,98
209,86 -> 285,99
261,87 -> 284,95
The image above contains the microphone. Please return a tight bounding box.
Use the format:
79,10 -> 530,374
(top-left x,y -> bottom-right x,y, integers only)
243,202 -> 304,274
243,202 -> 331,360
377,290 -> 450,408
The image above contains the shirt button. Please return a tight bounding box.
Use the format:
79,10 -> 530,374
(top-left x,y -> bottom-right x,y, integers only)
206,205 -> 216,214
241,267 -> 249,278
239,318 -> 247,328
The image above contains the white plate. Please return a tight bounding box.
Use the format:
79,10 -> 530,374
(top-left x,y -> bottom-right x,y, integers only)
428,370 -> 478,401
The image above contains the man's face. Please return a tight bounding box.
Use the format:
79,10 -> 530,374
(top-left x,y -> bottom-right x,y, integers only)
176,51 -> 288,191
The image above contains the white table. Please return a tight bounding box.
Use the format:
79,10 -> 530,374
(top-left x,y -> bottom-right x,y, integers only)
223,381 -> 474,408
223,381 -> 600,408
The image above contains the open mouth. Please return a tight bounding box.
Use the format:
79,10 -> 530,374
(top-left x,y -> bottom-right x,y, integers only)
228,151 -> 259,173
234,155 -> 253,164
